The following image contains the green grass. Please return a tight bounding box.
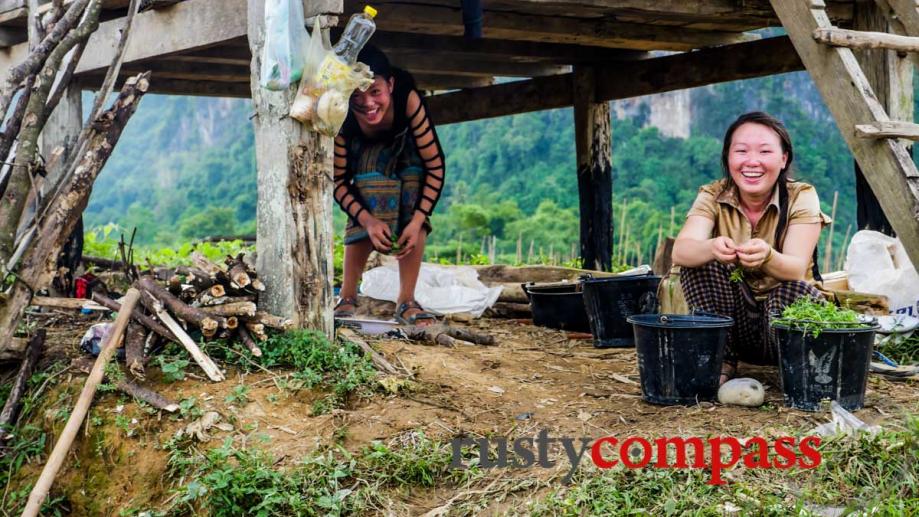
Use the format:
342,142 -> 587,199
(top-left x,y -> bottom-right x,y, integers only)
164,431 -> 479,516
877,333 -> 919,365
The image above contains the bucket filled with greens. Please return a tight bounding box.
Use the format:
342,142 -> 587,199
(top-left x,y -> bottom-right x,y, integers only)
770,297 -> 877,411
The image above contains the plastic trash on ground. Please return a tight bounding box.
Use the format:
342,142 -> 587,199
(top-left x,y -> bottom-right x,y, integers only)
79,322 -> 124,359
260,0 -> 307,90
360,264 -> 502,318
846,230 -> 919,316
811,400 -> 881,437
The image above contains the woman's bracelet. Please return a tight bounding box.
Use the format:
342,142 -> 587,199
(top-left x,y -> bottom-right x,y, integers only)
761,247 -> 775,267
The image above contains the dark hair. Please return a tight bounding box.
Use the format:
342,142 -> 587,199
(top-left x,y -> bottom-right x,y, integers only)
357,44 -> 393,79
721,112 -> 821,280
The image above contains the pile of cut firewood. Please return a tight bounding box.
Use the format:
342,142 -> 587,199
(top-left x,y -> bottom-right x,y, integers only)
92,252 -> 290,382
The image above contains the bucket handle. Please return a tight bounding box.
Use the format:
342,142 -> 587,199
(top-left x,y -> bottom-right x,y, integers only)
520,282 -> 533,302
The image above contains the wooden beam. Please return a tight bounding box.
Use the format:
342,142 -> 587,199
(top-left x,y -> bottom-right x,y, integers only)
388,52 -> 570,77
352,1 -> 760,51
428,36 -> 803,125
77,75 -> 250,97
573,66 -> 612,272
413,73 -> 494,91
770,0 -> 919,268
856,121 -> 919,140
366,31 -> 647,64
76,0 -> 245,76
813,27 -> 919,52
122,60 -> 249,81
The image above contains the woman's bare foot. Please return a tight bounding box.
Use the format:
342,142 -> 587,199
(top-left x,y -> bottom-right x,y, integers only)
720,362 -> 737,386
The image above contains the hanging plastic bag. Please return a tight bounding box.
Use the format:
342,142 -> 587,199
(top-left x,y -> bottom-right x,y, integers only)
260,0 -> 307,91
290,16 -> 374,136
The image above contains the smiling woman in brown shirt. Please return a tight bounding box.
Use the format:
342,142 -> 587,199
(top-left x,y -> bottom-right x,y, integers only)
672,112 -> 832,384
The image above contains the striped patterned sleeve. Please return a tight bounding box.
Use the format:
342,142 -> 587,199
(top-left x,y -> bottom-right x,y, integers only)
333,135 -> 368,224
406,90 -> 445,217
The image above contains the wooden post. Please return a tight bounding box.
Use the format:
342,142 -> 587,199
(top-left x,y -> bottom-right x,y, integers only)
852,1 -> 912,236
247,0 -> 335,337
823,190 -> 838,272
573,66 -> 612,272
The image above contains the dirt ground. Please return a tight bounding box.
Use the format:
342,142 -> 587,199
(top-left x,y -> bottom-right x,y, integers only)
6,309 -> 919,515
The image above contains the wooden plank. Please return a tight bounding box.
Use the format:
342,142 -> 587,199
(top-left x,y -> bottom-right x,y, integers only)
354,1 -> 761,51
388,52 -> 571,77
77,75 -> 251,97
855,121 -> 919,140
368,31 -> 646,64
813,27 -> 919,52
428,36 -> 803,125
770,0 -> 919,268
573,66 -> 612,272
31,296 -> 107,311
75,0 -> 246,74
413,73 -> 494,91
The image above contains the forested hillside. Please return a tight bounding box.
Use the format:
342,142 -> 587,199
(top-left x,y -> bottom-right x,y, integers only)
85,70 -> 875,267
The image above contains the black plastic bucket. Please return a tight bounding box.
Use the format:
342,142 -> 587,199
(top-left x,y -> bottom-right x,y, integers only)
522,282 -> 591,333
772,321 -> 877,411
581,274 -> 661,348
628,313 -> 733,405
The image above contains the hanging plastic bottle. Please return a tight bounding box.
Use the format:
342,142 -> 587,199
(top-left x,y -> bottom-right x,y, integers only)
335,5 -> 378,64
316,5 -> 377,90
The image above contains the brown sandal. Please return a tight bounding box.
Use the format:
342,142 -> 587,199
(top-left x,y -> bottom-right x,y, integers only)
334,296 -> 358,318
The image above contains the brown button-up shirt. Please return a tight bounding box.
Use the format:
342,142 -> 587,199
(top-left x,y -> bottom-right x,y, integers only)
687,179 -> 832,297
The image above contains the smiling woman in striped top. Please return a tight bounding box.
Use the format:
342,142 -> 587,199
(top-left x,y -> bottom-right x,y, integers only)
331,45 -> 445,327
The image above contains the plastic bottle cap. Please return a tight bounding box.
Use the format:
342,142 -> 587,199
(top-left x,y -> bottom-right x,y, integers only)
364,5 -> 377,17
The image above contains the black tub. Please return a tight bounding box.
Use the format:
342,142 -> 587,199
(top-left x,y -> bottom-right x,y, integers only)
522,282 -> 591,333
628,313 -> 732,405
772,320 -> 877,411
581,273 -> 661,348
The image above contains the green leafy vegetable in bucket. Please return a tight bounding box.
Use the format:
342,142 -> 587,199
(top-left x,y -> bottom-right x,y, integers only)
772,297 -> 869,337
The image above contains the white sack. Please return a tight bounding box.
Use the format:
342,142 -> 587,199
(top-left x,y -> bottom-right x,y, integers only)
846,230 -> 919,315
360,264 -> 502,318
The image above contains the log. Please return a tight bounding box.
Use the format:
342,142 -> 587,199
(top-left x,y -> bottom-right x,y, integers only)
484,302 -> 531,319
137,275 -> 223,337
492,283 -> 529,304
21,288 -> 139,517
244,321 -> 267,341
224,316 -> 238,330
175,265 -> 216,291
91,292 -> 176,343
0,329 -> 44,440
249,278 -> 266,292
652,237 -> 676,277
167,274 -> 183,295
29,296 -> 107,311
81,255 -> 124,270
199,301 -> 257,318
124,321 -> 145,378
251,310 -> 292,330
0,73 -> 151,356
148,297 -> 225,382
191,251 -> 224,278
813,27 -> 919,52
116,378 -> 179,412
69,356 -> 178,411
194,294 -> 255,307
403,325 -> 496,347
339,328 -> 399,375
237,325 -> 262,357
209,284 -> 226,298
225,256 -> 251,288
855,121 -> 919,140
